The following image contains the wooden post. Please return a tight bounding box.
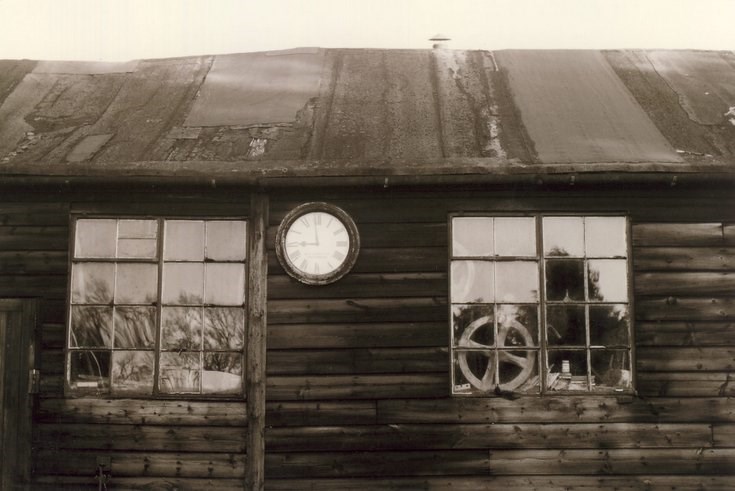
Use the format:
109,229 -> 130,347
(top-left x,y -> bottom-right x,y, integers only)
246,193 -> 268,490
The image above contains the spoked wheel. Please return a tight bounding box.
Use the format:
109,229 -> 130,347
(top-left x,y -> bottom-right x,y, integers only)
457,315 -> 536,391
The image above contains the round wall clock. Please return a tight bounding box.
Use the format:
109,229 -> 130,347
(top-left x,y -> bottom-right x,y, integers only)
275,202 -> 360,285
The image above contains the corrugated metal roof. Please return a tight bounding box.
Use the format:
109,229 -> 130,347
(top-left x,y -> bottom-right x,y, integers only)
0,48 -> 733,184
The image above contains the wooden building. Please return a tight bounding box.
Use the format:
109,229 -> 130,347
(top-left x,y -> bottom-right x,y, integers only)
0,47 -> 734,489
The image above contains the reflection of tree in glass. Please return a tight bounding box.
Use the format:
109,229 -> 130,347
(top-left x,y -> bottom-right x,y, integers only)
204,308 -> 245,350
497,305 -> 536,347
547,247 -> 569,257
113,351 -> 153,387
71,306 -> 111,347
115,308 -> 155,348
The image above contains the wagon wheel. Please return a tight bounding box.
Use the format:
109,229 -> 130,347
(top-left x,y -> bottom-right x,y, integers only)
457,315 -> 536,392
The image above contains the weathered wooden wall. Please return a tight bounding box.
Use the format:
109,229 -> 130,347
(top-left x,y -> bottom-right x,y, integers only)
0,184 -> 734,489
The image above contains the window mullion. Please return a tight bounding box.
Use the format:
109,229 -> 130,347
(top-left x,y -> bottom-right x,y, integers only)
152,218 -> 165,396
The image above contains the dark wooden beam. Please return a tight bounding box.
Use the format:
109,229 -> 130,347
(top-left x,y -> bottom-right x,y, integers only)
246,192 -> 268,491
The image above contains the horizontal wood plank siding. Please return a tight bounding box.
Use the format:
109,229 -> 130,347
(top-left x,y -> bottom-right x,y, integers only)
1,186 -> 733,488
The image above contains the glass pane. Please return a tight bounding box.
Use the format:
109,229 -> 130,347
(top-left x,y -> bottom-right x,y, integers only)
71,263 -> 114,303
547,350 -> 589,391
74,219 -> 117,258
545,259 -> 584,301
115,263 -> 158,304
498,350 -> 539,393
205,263 -> 245,306
118,219 -> 157,238
494,217 -> 536,257
204,307 -> 245,350
586,217 -> 627,257
543,217 -> 584,257
161,307 -> 202,350
495,261 -> 539,302
111,351 -> 154,394
159,352 -> 201,393
452,217 -> 493,257
164,220 -> 205,261
69,350 -> 110,391
206,221 -> 247,261
497,304 -> 538,348
452,304 -> 494,348
546,305 -> 586,346
162,263 -> 204,304
591,350 -> 632,392
455,350 -> 496,392
203,353 -> 243,394
69,306 -> 112,348
451,260 -> 494,303
589,305 -> 629,347
114,307 -> 156,348
118,239 -> 158,259
588,259 -> 628,302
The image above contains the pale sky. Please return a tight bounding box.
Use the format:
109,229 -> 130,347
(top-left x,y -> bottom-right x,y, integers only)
0,0 -> 733,61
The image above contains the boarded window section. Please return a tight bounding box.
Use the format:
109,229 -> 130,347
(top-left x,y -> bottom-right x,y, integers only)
450,215 -> 631,396
68,218 -> 247,397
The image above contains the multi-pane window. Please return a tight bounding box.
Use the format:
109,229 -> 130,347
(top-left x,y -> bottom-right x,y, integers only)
450,215 -> 631,395
67,218 -> 248,396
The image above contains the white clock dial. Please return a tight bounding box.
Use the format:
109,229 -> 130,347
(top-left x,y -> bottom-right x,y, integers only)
277,203 -> 360,285
284,212 -> 350,276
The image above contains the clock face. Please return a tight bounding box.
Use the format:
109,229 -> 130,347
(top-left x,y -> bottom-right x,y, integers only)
276,203 -> 360,285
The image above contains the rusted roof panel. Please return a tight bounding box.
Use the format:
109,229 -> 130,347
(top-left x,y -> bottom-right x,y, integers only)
495,50 -> 682,164
0,49 -> 732,185
184,49 -> 325,127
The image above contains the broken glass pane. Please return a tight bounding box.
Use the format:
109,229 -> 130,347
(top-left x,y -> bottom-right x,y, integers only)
585,217 -> 627,257
69,306 -> 112,348
204,263 -> 245,306
205,221 -> 248,261
118,239 -> 158,259
497,304 -> 538,348
546,305 -> 586,346
204,307 -> 245,350
591,350 -> 632,392
494,217 -> 536,257
74,219 -> 117,258
164,220 -> 205,261
452,304 -> 494,348
451,260 -> 494,303
159,352 -> 201,393
71,263 -> 115,304
498,350 -> 539,393
111,350 -> 154,394
495,261 -> 539,302
115,263 -> 158,304
68,350 -> 110,391
588,259 -> 628,302
203,353 -> 243,394
451,217 -> 493,257
118,219 -> 157,238
589,305 -> 629,347
546,350 -> 589,391
543,217 -> 584,257
162,262 -> 204,304
161,307 -> 202,350
114,307 -> 156,349
455,350 -> 496,391
545,259 -> 584,301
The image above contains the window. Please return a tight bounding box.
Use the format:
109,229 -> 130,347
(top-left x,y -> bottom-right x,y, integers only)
67,218 -> 248,396
450,215 -> 631,395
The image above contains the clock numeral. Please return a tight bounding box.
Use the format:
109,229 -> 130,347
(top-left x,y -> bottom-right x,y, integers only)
300,259 -> 309,271
333,251 -> 345,261
314,213 -> 322,226
333,227 -> 345,236
290,250 -> 302,260
326,217 -> 334,228
300,217 -> 310,228
287,241 -> 300,247
336,240 -> 348,248
313,263 -> 320,274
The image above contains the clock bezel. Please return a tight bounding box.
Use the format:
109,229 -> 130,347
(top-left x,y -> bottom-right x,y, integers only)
275,202 -> 360,286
